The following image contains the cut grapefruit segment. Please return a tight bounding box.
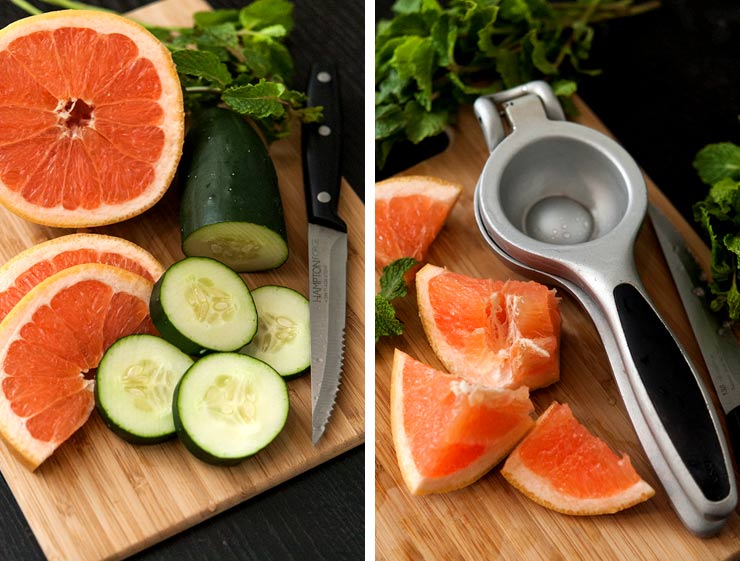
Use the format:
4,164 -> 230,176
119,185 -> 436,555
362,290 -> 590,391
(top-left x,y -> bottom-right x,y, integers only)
417,264 -> 561,390
375,175 -> 462,270
502,402 -> 655,515
391,348 -> 534,494
0,10 -> 184,227
0,233 -> 163,322
0,263 -> 156,470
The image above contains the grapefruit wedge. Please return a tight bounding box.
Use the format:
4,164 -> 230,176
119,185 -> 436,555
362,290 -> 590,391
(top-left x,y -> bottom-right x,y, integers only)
391,348 -> 534,495
502,402 -> 655,515
0,263 -> 156,470
0,233 -> 163,321
375,176 -> 462,270
0,10 -> 184,227
417,264 -> 561,390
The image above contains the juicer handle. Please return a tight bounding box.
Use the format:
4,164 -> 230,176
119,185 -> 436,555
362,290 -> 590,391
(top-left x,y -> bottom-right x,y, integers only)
603,280 -> 737,521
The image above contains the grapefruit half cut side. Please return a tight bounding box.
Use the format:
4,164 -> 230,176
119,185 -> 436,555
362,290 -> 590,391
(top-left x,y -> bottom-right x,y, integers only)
502,402 -> 655,515
0,233 -> 163,321
391,348 -> 535,495
0,263 -> 156,470
417,264 -> 561,390
0,10 -> 184,227
375,175 -> 462,270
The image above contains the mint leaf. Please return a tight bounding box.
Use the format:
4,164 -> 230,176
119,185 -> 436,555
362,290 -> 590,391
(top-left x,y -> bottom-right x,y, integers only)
239,0 -> 294,33
403,101 -> 448,143
375,296 -> 405,341
376,258 -> 420,342
172,49 -> 233,87
694,143 -> 740,186
391,36 -> 435,110
222,79 -> 288,119
194,9 -> 239,28
553,79 -> 578,97
375,104 -> 406,139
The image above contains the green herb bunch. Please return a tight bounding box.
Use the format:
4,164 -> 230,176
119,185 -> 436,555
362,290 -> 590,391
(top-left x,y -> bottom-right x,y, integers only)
375,0 -> 659,168
13,0 -> 322,142
375,257 -> 419,341
693,142 -> 740,323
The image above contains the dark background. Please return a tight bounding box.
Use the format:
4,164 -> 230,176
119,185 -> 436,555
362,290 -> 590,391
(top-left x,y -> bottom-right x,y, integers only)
376,0 -> 740,234
0,1 -> 364,561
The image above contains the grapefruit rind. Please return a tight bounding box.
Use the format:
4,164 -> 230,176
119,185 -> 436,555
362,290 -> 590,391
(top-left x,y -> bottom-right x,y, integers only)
391,348 -> 535,495
501,403 -> 655,515
416,263 -> 561,390
0,233 -> 163,320
0,263 -> 154,470
0,10 -> 184,227
375,175 -> 463,269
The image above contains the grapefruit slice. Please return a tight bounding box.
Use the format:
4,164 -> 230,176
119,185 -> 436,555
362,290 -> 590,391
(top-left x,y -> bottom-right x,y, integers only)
502,402 -> 655,515
417,264 -> 561,390
375,175 -> 462,270
0,263 -> 156,470
0,233 -> 163,321
391,348 -> 534,494
0,10 -> 184,227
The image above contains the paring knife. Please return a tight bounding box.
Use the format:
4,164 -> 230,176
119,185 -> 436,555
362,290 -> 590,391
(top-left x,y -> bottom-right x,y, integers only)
302,63 -> 347,445
649,204 -> 740,461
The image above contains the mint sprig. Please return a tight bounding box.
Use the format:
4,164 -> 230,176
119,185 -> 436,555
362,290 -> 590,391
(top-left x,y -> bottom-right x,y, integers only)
375,258 -> 419,342
693,141 -> 740,323
375,0 -> 659,169
12,0 -> 321,143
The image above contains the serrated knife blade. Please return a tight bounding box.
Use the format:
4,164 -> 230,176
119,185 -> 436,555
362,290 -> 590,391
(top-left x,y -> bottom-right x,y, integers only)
303,62 -> 347,445
649,204 -> 740,461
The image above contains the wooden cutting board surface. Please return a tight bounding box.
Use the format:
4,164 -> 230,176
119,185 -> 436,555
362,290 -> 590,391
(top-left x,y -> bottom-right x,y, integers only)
0,1 -> 364,560
375,100 -> 740,561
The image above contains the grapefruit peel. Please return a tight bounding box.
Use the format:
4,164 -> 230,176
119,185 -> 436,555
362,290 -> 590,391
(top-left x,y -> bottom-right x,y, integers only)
0,263 -> 155,470
0,10 -> 184,227
416,263 -> 561,391
391,348 -> 535,495
502,402 -> 655,515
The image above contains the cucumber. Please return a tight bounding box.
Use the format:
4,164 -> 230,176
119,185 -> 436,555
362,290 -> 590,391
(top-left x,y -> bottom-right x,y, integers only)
95,334 -> 194,444
240,285 -> 310,378
150,256 -> 257,355
173,353 -> 289,465
179,107 -> 288,272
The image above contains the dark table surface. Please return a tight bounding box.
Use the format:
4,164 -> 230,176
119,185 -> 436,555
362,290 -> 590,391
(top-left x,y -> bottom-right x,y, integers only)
0,1 -> 364,561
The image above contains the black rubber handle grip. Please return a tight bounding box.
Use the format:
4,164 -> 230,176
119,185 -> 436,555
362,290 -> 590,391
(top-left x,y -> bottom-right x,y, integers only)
613,283 -> 730,502
727,406 -> 740,467
302,62 -> 345,232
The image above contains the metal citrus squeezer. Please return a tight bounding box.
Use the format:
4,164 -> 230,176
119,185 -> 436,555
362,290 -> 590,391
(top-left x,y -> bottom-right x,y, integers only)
472,81 -> 737,535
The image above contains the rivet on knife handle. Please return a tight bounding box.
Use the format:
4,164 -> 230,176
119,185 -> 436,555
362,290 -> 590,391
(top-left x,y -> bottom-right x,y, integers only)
303,63 -> 345,233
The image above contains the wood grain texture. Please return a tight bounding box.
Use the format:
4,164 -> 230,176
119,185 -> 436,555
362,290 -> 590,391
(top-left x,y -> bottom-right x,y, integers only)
0,2 -> 364,560
375,100 -> 740,561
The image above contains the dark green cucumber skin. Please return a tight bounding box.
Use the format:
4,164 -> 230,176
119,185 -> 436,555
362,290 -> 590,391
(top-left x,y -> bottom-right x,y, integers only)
94,382 -> 175,445
172,354 -> 289,466
149,274 -> 210,356
179,107 -> 288,268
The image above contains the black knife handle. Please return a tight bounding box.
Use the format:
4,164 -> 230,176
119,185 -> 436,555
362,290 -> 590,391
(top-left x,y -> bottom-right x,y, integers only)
727,406 -> 740,465
303,63 -> 346,233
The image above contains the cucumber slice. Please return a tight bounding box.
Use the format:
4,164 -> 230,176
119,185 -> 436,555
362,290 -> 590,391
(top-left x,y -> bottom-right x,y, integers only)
240,285 -> 310,378
150,256 -> 257,355
95,334 -> 194,444
173,353 -> 289,465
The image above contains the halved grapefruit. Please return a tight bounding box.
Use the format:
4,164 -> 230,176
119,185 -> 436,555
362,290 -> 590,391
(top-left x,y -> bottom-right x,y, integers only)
375,175 -> 462,270
502,402 -> 655,515
0,10 -> 184,227
417,264 -> 561,390
391,348 -> 534,495
0,233 -> 163,321
0,263 -> 156,470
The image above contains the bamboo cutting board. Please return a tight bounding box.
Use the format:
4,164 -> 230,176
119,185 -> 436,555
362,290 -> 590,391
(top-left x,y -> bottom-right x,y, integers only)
0,1 -> 364,560
375,100 -> 740,560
